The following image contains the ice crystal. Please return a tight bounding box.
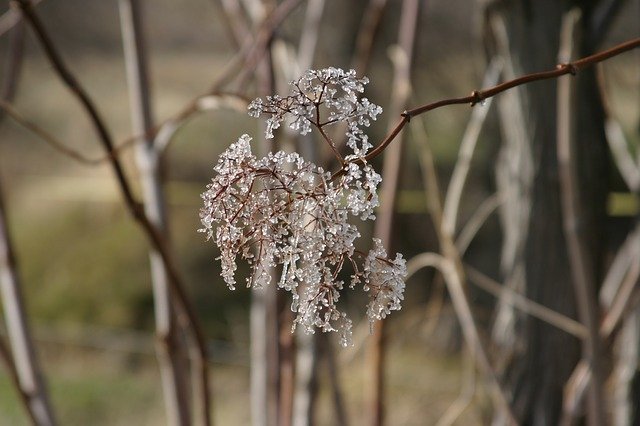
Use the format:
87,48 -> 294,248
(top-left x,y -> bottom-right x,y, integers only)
200,68 -> 405,346
248,67 -> 382,160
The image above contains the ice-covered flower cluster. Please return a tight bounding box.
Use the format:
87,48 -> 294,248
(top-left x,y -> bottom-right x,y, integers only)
248,67 -> 382,158
199,68 -> 405,346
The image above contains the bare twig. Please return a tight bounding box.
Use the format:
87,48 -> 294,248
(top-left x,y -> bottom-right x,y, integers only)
411,110 -> 516,422
0,0 -> 41,36
0,93 -> 246,165
215,0 -> 304,92
0,335 -> 39,425
351,0 -> 388,74
601,223 -> 640,307
213,0 -> 252,48
597,65 -> 640,192
562,223 -> 640,423
297,0 -> 325,72
434,347 -> 476,426
0,17 -> 56,426
464,266 -> 588,339
14,4 -> 212,425
0,190 -> 58,426
403,252 -> 517,424
0,100 -> 108,164
601,256 -> 640,338
556,10 -> 605,425
455,193 -> 502,255
367,1 -> 419,424
119,1 -> 199,425
362,37 -> 640,165
442,58 -> 502,236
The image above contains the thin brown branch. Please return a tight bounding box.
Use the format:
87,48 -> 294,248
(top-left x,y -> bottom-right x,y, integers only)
119,1 -> 199,424
363,36 -> 640,164
0,100 -> 108,164
0,17 -> 57,426
14,3 -> 213,423
212,0 -> 252,48
0,0 -> 41,37
0,94 -> 247,166
213,0 -> 304,93
403,252 -> 517,424
367,1 -> 419,424
351,0 -> 388,74
410,107 -> 517,422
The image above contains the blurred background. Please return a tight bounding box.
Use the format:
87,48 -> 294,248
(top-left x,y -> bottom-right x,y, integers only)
0,0 -> 638,424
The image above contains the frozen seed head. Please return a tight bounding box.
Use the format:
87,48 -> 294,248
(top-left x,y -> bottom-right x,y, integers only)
248,67 -> 382,160
200,68 -> 405,346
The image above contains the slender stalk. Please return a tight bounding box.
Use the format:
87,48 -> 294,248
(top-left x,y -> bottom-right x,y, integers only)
0,335 -> 39,425
297,0 -> 324,72
118,1 -> 197,425
0,0 -> 42,36
556,10 -> 605,425
321,334 -> 348,426
441,58 -> 502,236
0,18 -> 57,426
14,4 -> 212,425
463,266 -> 588,339
251,7 -> 279,423
351,0 -> 388,74
454,193 -> 502,255
367,2 -> 419,424
213,0 -> 252,48
562,225 -> 640,423
411,116 -> 516,422
0,181 -> 57,426
362,37 -> 640,164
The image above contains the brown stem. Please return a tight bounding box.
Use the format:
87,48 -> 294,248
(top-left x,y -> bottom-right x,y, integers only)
368,1 -> 419,424
362,37 -> 640,164
0,17 -> 57,426
14,2 -> 212,423
351,0 -> 388,74
119,1 -> 201,424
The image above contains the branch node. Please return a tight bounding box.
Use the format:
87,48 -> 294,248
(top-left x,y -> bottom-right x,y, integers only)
558,62 -> 578,75
470,90 -> 482,106
401,110 -> 411,122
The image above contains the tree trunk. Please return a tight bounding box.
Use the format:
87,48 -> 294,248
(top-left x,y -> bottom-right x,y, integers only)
486,1 -> 608,424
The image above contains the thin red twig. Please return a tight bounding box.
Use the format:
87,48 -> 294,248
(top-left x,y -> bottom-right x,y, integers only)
363,37 -> 640,164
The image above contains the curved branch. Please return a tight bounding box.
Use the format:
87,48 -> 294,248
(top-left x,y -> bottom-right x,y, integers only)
363,37 -> 640,163
14,2 -> 213,422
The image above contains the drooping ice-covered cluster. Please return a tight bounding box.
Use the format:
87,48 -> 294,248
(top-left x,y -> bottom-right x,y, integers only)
200,68 -> 405,346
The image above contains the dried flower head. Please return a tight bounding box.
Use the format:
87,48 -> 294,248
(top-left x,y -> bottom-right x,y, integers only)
200,68 -> 405,346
